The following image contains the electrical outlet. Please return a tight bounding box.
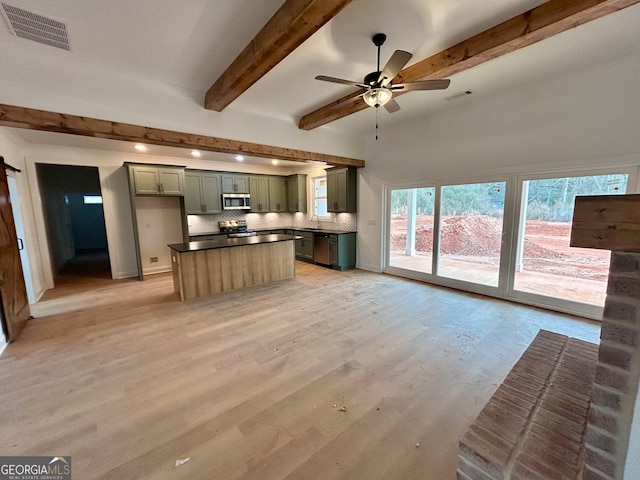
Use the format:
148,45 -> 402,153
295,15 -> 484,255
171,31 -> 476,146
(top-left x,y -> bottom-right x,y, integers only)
150,257 -> 158,263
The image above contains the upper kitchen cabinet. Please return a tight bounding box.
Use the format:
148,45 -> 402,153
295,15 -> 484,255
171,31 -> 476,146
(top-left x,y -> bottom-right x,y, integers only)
268,176 -> 287,212
130,165 -> 185,196
249,176 -> 269,213
287,174 -> 307,213
221,174 -> 249,193
327,167 -> 357,213
184,170 -> 222,214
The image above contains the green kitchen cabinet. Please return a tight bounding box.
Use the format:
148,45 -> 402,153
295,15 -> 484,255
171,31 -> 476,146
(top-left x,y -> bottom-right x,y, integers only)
327,167 -> 357,213
329,233 -> 356,271
221,173 -> 249,193
268,176 -> 287,212
249,176 -> 269,213
287,174 -> 307,213
184,170 -> 221,214
131,165 -> 184,196
294,231 -> 314,260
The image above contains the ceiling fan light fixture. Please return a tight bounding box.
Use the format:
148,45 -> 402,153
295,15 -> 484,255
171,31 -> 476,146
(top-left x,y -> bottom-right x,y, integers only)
362,88 -> 392,108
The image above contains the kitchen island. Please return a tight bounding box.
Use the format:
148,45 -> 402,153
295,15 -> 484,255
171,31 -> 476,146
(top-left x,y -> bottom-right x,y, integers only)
168,234 -> 299,301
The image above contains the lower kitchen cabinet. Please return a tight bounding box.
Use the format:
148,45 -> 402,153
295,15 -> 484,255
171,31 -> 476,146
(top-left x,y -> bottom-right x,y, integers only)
329,233 -> 356,271
289,230 -> 356,270
295,231 -> 314,260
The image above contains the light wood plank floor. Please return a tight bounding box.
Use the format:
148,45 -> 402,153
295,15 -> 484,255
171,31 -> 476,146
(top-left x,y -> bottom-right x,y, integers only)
0,262 -> 600,480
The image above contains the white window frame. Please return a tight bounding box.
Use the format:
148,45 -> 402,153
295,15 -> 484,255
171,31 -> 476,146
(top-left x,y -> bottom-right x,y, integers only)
311,175 -> 331,220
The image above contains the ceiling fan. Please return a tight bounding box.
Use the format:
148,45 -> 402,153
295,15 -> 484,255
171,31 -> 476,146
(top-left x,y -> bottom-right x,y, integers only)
316,33 -> 451,114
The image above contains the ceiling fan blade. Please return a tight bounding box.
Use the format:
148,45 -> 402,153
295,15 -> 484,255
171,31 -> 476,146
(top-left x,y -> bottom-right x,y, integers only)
316,75 -> 368,89
383,98 -> 401,113
390,79 -> 451,91
377,50 -> 412,86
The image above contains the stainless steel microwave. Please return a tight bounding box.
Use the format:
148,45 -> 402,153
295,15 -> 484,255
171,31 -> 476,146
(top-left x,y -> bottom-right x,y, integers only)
222,193 -> 251,210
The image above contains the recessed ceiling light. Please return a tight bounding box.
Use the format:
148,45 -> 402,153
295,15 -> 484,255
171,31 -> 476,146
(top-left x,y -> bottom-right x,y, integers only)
235,155 -> 244,161
272,159 -> 279,165
134,144 -> 147,152
191,150 -> 201,157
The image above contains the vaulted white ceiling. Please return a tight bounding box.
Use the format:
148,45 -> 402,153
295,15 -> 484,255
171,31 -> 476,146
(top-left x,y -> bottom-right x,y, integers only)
1,0 -> 639,163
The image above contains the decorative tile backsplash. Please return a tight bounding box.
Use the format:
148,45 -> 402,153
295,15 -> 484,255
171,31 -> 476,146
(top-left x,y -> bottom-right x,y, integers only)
188,211 -> 357,235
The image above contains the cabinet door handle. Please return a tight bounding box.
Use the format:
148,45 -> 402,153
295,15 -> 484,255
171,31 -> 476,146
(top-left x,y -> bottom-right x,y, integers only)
160,183 -> 165,193
203,204 -> 207,212
157,183 -> 161,193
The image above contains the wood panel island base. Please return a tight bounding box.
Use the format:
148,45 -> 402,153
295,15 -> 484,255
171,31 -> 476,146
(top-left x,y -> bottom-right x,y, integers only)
168,234 -> 299,301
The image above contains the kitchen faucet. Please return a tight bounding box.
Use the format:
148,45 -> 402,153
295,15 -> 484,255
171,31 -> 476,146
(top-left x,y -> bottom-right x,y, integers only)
311,214 -> 321,229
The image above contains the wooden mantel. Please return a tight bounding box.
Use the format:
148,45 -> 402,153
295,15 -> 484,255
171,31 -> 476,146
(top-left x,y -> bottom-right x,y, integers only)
570,194 -> 640,253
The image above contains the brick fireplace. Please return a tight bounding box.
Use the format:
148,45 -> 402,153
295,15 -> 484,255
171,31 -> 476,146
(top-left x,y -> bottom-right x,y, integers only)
457,194 -> 640,480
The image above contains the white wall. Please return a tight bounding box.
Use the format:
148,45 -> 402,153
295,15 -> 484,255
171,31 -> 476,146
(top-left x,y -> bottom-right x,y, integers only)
356,51 -> 640,271
134,196 -> 183,275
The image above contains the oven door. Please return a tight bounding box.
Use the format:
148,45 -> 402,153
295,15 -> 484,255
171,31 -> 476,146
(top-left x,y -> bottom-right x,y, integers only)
222,194 -> 251,210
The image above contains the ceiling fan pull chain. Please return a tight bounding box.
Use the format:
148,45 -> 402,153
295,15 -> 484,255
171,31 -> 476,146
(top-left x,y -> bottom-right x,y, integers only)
375,106 -> 379,140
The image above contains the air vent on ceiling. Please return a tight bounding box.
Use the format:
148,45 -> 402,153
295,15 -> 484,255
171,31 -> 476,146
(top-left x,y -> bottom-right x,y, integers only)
1,3 -> 69,51
444,90 -> 472,101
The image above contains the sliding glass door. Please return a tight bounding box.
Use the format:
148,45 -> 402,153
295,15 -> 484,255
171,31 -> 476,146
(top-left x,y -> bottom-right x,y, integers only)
389,187 -> 435,274
439,182 -> 506,287
385,167 -> 637,318
510,173 -> 629,309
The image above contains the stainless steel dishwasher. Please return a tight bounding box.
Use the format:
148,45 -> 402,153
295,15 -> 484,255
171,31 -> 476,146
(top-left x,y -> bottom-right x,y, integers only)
313,234 -> 330,265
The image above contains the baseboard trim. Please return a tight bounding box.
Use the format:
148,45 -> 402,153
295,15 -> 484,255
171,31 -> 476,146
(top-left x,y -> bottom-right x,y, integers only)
356,263 -> 382,273
142,266 -> 172,276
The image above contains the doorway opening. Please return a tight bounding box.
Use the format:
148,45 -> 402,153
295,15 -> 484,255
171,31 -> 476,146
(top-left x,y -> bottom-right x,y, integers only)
36,164 -> 111,285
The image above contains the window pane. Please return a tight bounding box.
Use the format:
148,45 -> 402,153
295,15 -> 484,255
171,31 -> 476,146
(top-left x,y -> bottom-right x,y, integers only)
513,174 -> 628,307
315,198 -> 328,217
315,178 -> 327,197
83,195 -> 103,204
438,182 -> 506,286
389,187 -> 435,274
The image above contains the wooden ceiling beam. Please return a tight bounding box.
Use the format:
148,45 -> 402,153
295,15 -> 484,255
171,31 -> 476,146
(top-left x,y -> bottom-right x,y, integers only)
204,0 -> 354,112
0,104 -> 364,168
299,0 -> 640,130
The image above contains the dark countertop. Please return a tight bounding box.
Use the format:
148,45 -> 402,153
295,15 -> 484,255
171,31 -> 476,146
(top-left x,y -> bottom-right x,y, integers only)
284,227 -> 356,235
169,234 -> 301,253
189,227 -> 356,238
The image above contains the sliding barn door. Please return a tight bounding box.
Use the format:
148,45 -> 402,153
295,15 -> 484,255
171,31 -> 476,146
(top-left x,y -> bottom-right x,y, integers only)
0,157 -> 30,341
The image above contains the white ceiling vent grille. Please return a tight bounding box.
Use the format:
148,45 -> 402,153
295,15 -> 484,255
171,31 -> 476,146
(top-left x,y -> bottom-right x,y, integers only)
1,3 -> 69,51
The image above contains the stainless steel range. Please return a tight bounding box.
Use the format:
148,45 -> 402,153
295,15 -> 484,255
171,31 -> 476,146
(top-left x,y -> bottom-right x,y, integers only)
219,220 -> 257,238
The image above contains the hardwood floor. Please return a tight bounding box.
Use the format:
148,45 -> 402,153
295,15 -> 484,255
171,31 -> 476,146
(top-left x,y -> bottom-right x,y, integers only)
0,262 -> 600,479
